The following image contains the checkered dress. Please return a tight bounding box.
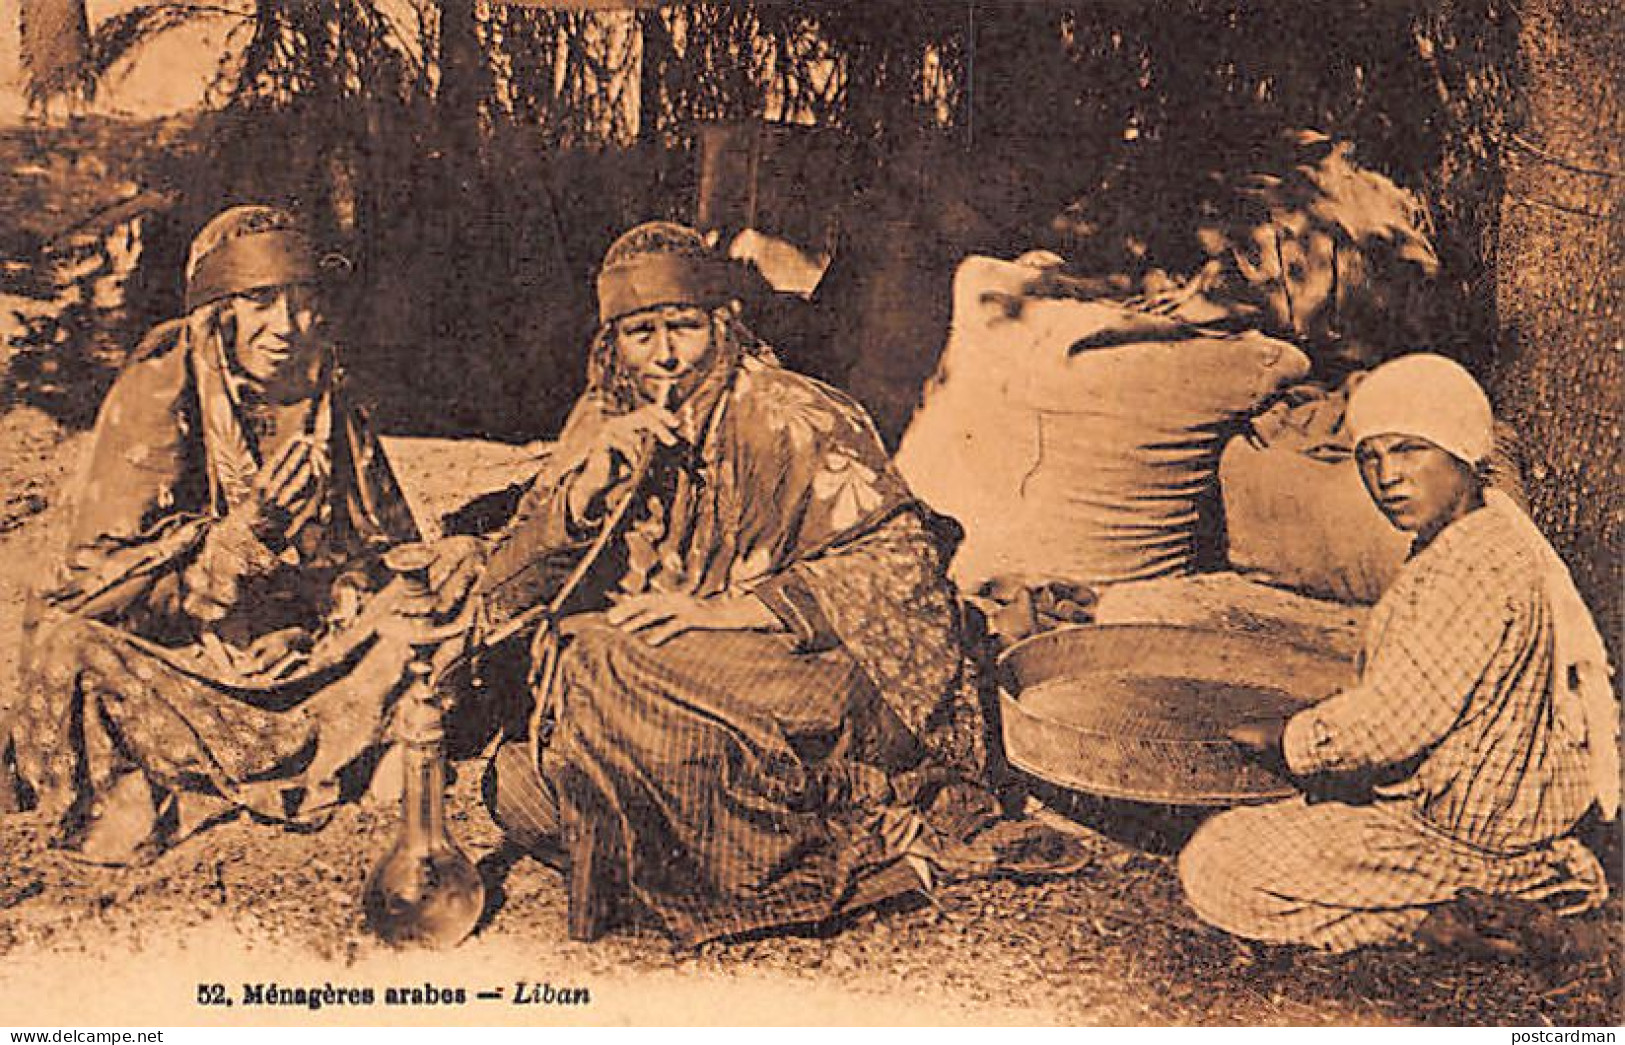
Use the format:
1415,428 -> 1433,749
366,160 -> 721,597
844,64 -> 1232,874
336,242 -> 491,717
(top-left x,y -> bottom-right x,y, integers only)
1181,506 -> 1609,951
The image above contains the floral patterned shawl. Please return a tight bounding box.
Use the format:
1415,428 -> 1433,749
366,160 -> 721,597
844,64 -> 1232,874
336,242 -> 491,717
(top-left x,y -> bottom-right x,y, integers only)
39,308 -> 417,646
4,308 -> 421,850
489,344 -> 980,767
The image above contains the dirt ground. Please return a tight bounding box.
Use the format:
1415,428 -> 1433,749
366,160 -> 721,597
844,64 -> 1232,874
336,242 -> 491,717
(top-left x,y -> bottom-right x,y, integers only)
0,402 -> 1619,1027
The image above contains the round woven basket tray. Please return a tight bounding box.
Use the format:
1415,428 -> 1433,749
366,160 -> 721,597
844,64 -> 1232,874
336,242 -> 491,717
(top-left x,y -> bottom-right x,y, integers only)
998,623 -> 1358,806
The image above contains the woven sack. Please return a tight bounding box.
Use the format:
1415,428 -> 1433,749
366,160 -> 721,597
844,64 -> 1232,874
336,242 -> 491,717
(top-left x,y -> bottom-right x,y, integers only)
896,255 -> 1310,590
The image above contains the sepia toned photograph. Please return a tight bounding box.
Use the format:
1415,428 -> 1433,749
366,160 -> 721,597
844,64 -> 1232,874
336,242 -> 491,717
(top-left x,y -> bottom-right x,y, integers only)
0,0 -> 1619,1028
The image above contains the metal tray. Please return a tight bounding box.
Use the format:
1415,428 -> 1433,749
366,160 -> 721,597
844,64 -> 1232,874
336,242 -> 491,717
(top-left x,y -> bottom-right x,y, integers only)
998,623 -> 1357,806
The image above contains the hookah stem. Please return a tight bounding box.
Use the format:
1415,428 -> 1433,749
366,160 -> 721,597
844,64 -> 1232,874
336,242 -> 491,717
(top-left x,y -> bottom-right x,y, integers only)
404,736 -> 445,850
400,656 -> 447,857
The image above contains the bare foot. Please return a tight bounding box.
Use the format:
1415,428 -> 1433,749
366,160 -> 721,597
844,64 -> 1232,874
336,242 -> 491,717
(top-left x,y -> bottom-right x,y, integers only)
71,773 -> 157,866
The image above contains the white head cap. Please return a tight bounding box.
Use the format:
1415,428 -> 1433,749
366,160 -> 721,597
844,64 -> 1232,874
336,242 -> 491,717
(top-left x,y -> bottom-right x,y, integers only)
1345,353 -> 1494,466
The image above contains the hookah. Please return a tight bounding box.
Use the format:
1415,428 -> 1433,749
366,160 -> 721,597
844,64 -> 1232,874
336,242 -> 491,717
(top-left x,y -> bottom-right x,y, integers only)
361,543 -> 485,947
364,384 -> 677,943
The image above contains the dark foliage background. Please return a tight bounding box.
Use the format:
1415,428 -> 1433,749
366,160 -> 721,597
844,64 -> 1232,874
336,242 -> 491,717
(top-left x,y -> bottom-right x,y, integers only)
8,0 -> 1617,646
51,1 -> 1518,429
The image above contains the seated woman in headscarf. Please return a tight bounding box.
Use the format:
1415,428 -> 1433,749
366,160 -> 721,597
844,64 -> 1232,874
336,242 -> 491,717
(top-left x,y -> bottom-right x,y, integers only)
2,205 -> 480,866
477,221 -> 1001,946
1179,353 -> 1616,952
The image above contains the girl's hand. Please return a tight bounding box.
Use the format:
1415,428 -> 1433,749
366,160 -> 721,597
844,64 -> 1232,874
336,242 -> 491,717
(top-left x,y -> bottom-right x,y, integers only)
1227,717 -> 1291,777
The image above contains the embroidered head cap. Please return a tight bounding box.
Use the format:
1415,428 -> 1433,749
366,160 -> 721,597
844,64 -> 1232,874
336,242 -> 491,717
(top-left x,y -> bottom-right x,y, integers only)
596,221 -> 734,326
185,205 -> 321,313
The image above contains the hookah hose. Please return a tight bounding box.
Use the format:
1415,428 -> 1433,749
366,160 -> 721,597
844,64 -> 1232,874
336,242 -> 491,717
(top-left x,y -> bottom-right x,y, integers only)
521,432 -> 661,772
520,385 -> 679,769
449,393 -> 674,770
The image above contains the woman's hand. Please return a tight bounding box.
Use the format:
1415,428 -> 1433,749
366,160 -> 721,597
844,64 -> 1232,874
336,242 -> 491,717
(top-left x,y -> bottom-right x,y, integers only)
424,535 -> 488,616
605,591 -> 781,647
382,537 -> 487,630
241,436 -> 327,546
564,404 -> 681,525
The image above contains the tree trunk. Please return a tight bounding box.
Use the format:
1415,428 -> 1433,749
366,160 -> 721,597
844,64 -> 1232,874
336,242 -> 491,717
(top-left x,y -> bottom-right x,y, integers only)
438,0 -> 486,165
636,9 -> 669,145
18,0 -> 92,110
1491,0 -> 1623,654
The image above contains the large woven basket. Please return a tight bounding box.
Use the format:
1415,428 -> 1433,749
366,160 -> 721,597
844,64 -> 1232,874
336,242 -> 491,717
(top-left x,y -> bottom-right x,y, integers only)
998,624 -> 1358,806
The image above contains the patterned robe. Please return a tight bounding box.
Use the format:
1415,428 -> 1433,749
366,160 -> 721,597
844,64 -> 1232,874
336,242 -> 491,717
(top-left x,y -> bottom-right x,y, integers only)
3,319 -> 421,864
1179,503 -> 1610,951
482,351 -> 990,945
